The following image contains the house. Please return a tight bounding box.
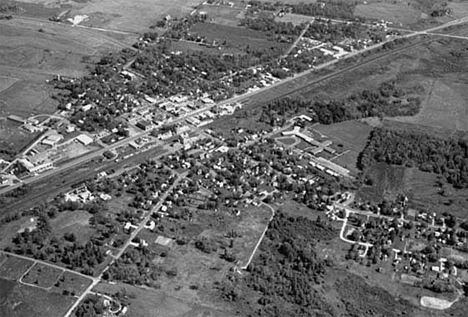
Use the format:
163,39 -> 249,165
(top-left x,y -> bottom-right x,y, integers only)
76,134 -> 93,145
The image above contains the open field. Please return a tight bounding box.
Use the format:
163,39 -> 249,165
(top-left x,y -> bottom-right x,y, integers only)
191,22 -> 290,51
0,280 -> 75,317
198,4 -> 244,27
358,162 -> 468,218
354,1 -> 423,27
51,211 -> 94,245
68,0 -> 200,32
0,255 -> 34,280
276,13 -> 314,26
312,120 -> 373,174
94,281 -> 235,317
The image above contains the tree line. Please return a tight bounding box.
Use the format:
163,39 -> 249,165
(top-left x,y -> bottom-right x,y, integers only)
358,128 -> 468,188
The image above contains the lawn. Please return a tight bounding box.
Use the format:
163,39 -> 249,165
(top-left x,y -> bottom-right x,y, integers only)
312,120 -> 373,152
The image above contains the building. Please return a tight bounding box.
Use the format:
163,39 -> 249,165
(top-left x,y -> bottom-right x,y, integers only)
76,134 -> 93,145
42,134 -> 63,146
136,120 -> 153,131
7,115 -> 26,124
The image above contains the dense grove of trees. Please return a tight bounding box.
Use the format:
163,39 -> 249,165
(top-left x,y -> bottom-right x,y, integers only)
221,212 -> 336,316
291,1 -> 356,20
9,210 -> 107,275
258,81 -> 422,127
246,1 -> 357,20
240,16 -> 303,42
358,128 -> 468,188
305,20 -> 366,43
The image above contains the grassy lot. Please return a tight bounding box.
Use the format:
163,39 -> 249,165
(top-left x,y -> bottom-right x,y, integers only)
54,271 -> 93,295
276,13 -> 314,26
403,167 -> 468,219
357,163 -> 406,203
51,210 -> 95,245
313,121 -> 373,152
0,255 -> 34,280
0,281 -> 75,317
198,4 -> 244,27
21,263 -> 63,289
94,281 -> 235,317
358,162 -> 468,218
354,1 -> 422,26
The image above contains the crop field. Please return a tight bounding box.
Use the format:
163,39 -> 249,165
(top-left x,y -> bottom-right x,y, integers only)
21,263 -> 63,289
